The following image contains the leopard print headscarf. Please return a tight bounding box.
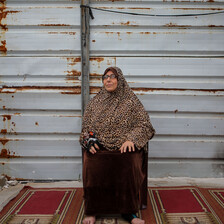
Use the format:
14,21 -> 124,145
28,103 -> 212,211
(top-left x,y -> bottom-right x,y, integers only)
80,67 -> 155,151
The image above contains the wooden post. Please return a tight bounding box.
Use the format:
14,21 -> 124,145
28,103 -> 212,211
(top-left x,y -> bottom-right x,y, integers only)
81,0 -> 90,116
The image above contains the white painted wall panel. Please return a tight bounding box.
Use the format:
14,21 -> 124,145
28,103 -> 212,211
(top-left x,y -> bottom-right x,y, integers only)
1,114 -> 223,135
0,114 -> 81,133
1,159 -> 82,180
89,3 -> 224,27
1,31 -> 80,56
148,159 -> 224,178
1,6 -> 80,26
1,136 -> 223,159
90,30 -> 224,56
0,136 -> 82,157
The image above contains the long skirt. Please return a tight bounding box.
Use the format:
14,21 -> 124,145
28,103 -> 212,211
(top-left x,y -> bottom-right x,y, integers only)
82,146 -> 148,215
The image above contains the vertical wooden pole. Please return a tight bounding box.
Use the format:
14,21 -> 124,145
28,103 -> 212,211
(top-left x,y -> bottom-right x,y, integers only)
81,0 -> 90,116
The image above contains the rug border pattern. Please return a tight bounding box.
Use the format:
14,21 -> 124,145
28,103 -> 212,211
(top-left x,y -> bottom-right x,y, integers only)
148,187 -> 222,224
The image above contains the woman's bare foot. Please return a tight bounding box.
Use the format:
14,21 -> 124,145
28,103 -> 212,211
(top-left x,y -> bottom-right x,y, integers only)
131,218 -> 145,224
82,216 -> 96,224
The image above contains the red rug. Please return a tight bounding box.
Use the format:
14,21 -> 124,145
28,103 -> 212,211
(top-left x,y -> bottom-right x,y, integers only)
0,187 -> 84,224
145,186 -> 224,224
0,186 -> 223,224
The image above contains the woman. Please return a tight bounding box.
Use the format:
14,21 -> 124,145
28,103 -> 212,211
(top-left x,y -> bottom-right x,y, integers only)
80,67 -> 155,224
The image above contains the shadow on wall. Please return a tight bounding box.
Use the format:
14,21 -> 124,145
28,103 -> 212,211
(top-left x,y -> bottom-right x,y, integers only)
212,146 -> 224,178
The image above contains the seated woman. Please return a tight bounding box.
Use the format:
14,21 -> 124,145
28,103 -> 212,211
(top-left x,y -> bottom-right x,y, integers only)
80,67 -> 155,224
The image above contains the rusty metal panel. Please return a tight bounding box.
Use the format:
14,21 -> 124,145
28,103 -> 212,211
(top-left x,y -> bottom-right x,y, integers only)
88,1 -> 224,178
0,0 -> 83,180
90,31 -> 224,56
0,2 -> 80,56
90,2 -> 224,27
89,2 -> 224,56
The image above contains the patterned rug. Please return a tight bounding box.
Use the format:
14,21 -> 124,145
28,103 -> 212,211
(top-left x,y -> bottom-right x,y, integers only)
0,186 -> 223,224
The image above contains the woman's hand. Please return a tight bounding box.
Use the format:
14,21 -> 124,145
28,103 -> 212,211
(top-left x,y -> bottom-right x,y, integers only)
89,143 -> 100,154
120,141 -> 135,153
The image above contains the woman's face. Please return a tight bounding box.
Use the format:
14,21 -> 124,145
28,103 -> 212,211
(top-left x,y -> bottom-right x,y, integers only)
103,70 -> 118,92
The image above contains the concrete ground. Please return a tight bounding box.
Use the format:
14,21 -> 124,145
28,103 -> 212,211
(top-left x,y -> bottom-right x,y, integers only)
0,177 -> 224,212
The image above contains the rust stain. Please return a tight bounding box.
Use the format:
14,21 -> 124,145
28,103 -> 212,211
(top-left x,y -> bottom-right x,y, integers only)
92,40 -> 96,42
14,112 -> 21,115
1,129 -> 7,134
66,70 -> 81,76
117,32 -> 121,40
105,32 -> 114,35
118,22 -> 138,27
0,2 -> 20,31
90,77 -> 101,81
129,8 -> 151,10
121,21 -> 130,25
66,57 -> 81,66
90,86 -> 224,94
173,7 -> 223,10
165,23 -> 191,29
1,174 -> 25,181
66,32 -> 76,35
66,70 -> 81,81
3,106 -> 6,109
48,32 -> 58,34
90,73 -> 102,77
0,40 -> 7,55
0,138 -> 9,145
1,162 -> 5,165
1,174 -> 11,180
0,1 -> 7,31
61,87 -> 81,95
2,115 -> 11,121
0,148 -> 20,158
131,88 -> 224,93
66,77 -> 79,81
208,25 -> 224,28
35,122 -> 39,126
174,109 -> 178,113
48,31 -> 76,35
38,24 -> 70,26
0,86 -> 81,94
90,57 -> 104,63
140,32 -> 151,34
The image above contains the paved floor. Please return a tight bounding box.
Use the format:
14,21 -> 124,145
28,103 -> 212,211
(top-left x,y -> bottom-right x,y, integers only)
1,177 -> 224,212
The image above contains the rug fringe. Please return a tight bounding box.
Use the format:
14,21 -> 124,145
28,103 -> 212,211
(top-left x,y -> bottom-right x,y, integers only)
2,214 -> 15,224
207,212 -> 220,224
51,214 -> 61,224
160,213 -> 168,224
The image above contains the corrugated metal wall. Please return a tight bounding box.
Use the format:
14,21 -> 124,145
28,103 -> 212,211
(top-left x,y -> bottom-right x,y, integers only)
0,0 -> 83,180
1,0 -> 224,180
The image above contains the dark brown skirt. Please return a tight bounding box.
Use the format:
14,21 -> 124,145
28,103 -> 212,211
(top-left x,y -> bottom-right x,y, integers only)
82,146 -> 148,215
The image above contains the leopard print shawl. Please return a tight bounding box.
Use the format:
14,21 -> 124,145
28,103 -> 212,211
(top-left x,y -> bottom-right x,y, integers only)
80,67 -> 155,151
